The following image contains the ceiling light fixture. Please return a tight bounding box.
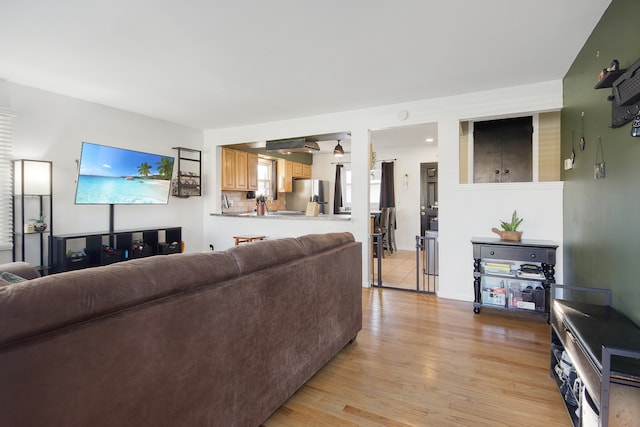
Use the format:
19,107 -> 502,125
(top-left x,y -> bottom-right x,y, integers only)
333,140 -> 344,157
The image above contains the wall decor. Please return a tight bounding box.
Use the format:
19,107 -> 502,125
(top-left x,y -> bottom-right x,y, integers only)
594,136 -> 605,179
579,112 -> 586,151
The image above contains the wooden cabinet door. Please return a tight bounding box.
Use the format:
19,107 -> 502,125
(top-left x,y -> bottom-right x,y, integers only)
221,148 -> 236,190
292,162 -> 303,178
277,159 -> 293,192
247,153 -> 258,190
235,150 -> 248,189
302,164 -> 311,178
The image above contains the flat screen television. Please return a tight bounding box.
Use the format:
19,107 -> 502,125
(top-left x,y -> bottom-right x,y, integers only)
75,142 -> 175,205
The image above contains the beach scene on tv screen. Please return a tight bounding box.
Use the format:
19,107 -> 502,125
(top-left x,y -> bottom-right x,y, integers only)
75,143 -> 174,204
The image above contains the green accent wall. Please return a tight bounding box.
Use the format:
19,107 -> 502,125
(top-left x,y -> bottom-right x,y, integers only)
562,0 -> 640,324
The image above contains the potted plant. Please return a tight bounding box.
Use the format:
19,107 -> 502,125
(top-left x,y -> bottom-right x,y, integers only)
30,214 -> 47,232
492,210 -> 523,241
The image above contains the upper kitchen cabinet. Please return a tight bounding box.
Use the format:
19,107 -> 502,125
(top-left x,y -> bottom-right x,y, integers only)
277,159 -> 293,193
301,164 -> 311,179
292,162 -> 303,178
277,159 -> 312,193
221,147 -> 258,191
248,153 -> 258,189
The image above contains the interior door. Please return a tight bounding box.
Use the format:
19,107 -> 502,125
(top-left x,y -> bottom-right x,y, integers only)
473,117 -> 532,183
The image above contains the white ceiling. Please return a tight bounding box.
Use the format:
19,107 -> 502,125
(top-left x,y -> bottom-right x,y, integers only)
0,1 -> 611,131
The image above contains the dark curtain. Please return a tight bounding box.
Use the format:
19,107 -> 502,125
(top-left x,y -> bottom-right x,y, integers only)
379,161 -> 395,208
334,164 -> 343,214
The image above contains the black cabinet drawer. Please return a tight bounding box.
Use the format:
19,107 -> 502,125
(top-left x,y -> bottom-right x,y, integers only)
478,245 -> 551,263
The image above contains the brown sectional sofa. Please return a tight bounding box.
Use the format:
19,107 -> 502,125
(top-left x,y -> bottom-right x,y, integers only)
0,232 -> 362,426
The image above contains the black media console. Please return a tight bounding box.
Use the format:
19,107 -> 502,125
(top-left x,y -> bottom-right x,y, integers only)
50,226 -> 182,273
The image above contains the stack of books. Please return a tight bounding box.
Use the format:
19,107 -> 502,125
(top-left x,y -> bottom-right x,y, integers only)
516,263 -> 545,279
483,262 -> 513,275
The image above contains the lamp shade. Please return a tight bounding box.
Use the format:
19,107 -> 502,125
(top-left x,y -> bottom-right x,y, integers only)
333,141 -> 344,157
14,160 -> 52,195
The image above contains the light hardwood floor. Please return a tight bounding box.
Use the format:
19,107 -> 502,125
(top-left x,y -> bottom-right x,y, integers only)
264,288 -> 570,427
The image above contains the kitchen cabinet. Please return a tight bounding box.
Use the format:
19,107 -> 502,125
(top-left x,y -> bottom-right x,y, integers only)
248,153 -> 258,189
277,159 -> 311,192
292,162 -> 303,178
235,150 -> 248,189
221,147 -> 258,191
277,159 -> 293,193
221,147 -> 236,190
302,164 -> 311,178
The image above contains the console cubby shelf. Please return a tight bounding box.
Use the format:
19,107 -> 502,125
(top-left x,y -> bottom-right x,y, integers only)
50,226 -> 182,273
471,237 -> 558,315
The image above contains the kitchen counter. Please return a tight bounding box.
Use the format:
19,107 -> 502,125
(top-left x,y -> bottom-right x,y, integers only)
211,211 -> 351,221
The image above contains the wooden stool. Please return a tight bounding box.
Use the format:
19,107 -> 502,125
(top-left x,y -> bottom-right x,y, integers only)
233,235 -> 266,246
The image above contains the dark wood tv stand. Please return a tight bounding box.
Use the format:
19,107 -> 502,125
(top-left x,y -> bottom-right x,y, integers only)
50,226 -> 182,273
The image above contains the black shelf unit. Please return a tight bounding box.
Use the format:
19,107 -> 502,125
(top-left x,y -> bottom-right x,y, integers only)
172,147 -> 201,198
12,160 -> 53,274
471,237 -> 557,315
50,226 -> 182,273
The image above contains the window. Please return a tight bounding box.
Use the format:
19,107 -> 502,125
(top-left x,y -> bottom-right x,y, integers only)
0,108 -> 14,250
257,158 -> 272,198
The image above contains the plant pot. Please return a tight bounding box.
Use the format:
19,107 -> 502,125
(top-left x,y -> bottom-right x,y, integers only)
491,228 -> 522,242
256,203 -> 266,216
34,223 -> 47,232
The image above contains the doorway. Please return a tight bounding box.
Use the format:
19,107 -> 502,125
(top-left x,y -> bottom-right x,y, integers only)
369,123 -> 438,292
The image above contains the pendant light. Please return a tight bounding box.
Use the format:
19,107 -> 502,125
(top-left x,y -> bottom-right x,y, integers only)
333,140 -> 344,157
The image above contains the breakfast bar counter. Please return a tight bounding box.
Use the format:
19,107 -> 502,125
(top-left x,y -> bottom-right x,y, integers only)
211,212 -> 351,221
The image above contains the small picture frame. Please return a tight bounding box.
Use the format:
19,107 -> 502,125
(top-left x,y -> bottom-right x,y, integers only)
594,162 -> 605,179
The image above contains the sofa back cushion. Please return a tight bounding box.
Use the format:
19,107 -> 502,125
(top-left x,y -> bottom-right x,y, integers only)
296,232 -> 355,256
0,251 -> 240,345
227,232 -> 355,276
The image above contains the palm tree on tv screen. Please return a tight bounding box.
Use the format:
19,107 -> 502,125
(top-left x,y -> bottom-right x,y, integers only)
156,157 -> 174,179
137,162 -> 152,177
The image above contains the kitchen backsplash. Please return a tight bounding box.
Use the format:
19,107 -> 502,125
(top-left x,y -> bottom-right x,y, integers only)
222,191 -> 286,213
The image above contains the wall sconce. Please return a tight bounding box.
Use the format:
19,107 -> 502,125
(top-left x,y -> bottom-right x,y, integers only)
333,140 -> 344,157
14,159 -> 52,195
404,173 -> 409,190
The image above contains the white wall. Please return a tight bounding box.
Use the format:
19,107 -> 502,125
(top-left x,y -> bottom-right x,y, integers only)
203,80 -> 564,299
0,82 -> 204,264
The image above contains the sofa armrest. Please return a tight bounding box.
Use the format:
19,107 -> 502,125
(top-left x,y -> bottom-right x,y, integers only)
0,262 -> 40,280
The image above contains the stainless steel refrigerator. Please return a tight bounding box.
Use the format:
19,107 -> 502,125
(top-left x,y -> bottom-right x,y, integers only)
288,179 -> 330,214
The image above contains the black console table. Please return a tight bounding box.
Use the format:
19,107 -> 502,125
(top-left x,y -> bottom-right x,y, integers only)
550,285 -> 640,426
50,226 -> 182,273
471,237 -> 558,314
